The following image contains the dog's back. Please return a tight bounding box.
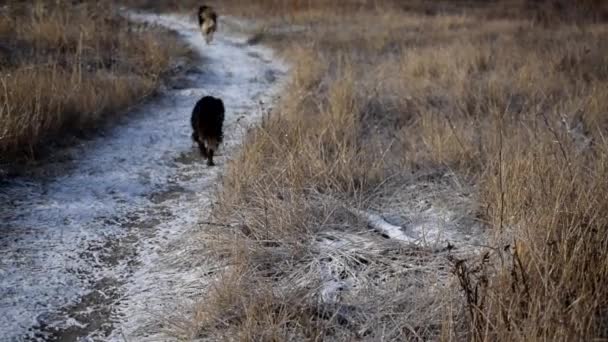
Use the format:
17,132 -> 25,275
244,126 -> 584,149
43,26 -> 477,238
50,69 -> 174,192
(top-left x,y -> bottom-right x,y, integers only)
191,96 -> 225,165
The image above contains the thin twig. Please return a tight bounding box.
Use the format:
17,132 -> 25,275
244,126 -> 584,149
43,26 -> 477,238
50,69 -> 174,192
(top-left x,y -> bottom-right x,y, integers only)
200,221 -> 237,228
540,111 -> 574,178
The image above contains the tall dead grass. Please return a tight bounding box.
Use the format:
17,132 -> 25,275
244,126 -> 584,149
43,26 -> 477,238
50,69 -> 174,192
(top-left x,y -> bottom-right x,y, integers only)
394,21 -> 608,341
0,1 -> 188,161
163,1 -> 608,341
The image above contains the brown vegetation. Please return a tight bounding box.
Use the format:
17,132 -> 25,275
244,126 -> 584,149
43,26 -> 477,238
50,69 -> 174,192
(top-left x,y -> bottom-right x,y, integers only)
0,0 -> 188,161
160,0 -> 608,341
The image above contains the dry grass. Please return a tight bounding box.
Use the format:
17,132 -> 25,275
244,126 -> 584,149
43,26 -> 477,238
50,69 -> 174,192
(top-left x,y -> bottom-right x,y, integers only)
145,1 -> 608,341
0,1 -> 189,162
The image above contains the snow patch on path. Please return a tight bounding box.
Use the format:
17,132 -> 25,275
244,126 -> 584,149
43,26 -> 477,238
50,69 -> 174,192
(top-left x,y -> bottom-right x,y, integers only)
0,12 -> 287,341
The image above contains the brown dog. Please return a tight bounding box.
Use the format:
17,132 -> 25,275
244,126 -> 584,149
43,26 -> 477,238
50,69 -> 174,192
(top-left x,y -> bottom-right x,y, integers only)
198,5 -> 218,44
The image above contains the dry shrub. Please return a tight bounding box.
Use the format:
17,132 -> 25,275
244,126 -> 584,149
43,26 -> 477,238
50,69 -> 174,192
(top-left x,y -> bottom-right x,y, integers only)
0,0 -> 187,160
219,53 -> 386,231
475,137 -> 608,340
386,12 -> 608,342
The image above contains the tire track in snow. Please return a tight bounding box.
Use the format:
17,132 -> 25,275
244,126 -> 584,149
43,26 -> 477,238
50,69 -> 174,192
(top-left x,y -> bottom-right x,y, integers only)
0,13 -> 286,341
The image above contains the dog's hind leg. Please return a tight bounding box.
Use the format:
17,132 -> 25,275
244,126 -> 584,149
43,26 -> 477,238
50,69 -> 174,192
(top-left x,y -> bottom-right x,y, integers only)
206,148 -> 215,166
197,141 -> 209,158
205,136 -> 220,166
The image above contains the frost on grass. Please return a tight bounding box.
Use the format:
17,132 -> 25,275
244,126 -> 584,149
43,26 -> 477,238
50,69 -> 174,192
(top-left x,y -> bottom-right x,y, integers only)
189,171 -> 486,340
307,177 -> 485,338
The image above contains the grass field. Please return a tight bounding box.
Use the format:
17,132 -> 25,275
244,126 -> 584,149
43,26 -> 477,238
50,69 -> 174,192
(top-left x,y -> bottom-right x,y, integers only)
3,0 -> 608,340
164,1 -> 608,340
0,0 -> 189,163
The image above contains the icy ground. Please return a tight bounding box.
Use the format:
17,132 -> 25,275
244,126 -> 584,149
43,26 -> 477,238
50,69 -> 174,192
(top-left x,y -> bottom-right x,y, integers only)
0,13 -> 287,341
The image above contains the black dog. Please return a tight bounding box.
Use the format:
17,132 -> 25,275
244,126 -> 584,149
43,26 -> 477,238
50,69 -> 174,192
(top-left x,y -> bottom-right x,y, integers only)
191,96 -> 225,166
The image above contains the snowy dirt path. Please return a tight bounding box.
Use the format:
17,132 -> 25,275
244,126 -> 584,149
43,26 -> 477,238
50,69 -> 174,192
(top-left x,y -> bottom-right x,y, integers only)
0,13 -> 286,341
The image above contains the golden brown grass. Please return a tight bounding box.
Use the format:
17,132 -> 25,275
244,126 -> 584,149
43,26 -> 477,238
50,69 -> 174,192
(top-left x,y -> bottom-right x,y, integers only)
0,1 -> 189,161
149,1 -> 608,341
